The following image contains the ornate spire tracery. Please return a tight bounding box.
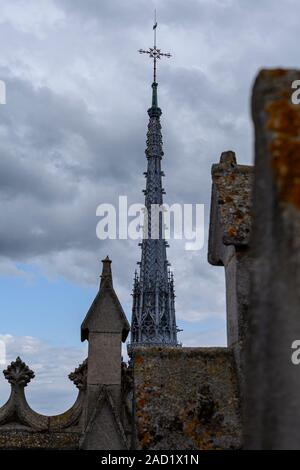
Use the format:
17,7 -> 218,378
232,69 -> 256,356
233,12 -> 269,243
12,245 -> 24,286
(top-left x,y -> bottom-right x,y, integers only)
130,16 -> 178,347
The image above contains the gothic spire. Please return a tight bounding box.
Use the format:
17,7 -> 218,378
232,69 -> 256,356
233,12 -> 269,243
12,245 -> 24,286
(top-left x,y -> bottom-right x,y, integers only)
130,16 -> 178,347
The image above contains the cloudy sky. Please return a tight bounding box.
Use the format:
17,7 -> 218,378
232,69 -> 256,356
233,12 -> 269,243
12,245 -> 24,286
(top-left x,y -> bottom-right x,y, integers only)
0,0 -> 298,414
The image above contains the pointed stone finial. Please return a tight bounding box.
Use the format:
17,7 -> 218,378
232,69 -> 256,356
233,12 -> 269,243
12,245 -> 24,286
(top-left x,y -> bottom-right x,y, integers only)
3,356 -> 35,387
81,256 -> 129,342
100,256 -> 113,289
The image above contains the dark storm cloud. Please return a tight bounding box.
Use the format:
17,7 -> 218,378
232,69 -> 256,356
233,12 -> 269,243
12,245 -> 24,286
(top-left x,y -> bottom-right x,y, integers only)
0,70 -> 145,186
0,69 -> 147,262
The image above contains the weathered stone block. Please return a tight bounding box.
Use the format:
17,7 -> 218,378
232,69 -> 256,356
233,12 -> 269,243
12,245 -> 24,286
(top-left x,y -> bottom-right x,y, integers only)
132,347 -> 241,450
245,69 -> 300,449
87,332 -> 122,385
208,151 -> 253,382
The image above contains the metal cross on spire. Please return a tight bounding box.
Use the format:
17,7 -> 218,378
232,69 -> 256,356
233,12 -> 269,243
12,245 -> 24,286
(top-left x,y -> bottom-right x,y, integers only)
138,10 -> 172,83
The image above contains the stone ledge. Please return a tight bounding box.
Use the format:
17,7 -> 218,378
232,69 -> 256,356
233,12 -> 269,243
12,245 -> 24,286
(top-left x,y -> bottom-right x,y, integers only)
0,430 -> 81,450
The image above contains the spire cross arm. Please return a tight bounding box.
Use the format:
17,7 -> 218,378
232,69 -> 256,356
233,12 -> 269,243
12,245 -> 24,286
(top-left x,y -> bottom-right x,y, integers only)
138,13 -> 172,83
138,49 -> 172,59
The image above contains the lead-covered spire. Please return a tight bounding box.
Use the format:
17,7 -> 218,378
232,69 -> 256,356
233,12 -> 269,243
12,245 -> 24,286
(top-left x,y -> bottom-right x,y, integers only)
130,17 -> 178,347
151,81 -> 158,109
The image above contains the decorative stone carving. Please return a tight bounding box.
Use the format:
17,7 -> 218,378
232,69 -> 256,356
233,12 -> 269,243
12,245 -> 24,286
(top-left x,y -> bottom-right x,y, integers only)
69,359 -> 88,391
0,356 -> 85,443
3,356 -> 35,387
130,82 -> 179,348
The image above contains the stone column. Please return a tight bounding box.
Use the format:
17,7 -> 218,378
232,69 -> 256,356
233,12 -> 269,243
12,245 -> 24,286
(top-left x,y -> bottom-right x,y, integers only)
208,151 -> 253,385
244,69 -> 300,449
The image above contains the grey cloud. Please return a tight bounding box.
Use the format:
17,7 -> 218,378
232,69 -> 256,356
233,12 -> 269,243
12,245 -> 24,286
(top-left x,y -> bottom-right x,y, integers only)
55,0 -> 154,26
